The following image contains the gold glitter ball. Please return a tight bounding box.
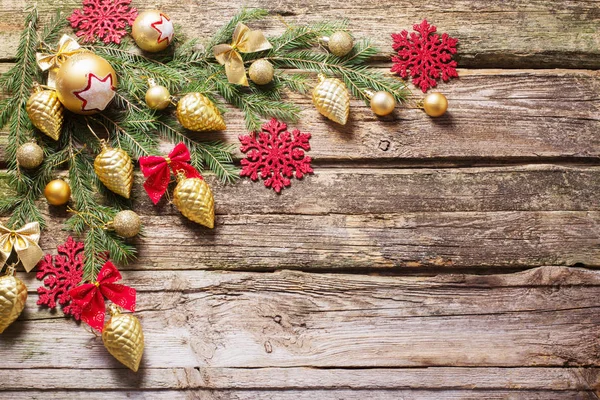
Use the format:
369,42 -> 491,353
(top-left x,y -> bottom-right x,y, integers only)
112,210 -> 141,238
248,59 -> 274,85
328,31 -> 354,57
16,142 -> 44,169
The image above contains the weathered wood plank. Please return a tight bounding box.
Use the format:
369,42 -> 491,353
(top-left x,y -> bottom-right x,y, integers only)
2,267 -> 600,369
1,69 -> 599,163
0,1 -> 598,68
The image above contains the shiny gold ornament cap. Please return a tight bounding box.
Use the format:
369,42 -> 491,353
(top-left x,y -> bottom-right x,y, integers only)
0,272 -> 28,334
26,88 -> 64,140
94,143 -> 134,198
176,93 -> 226,132
102,305 -> 144,372
312,74 -> 350,125
173,177 -> 215,228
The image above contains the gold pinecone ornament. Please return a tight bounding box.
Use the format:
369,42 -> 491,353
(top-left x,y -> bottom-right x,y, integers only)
26,86 -> 64,140
173,173 -> 215,228
0,269 -> 28,334
102,305 -> 144,372
312,74 -> 350,125
94,141 -> 134,198
176,93 -> 226,132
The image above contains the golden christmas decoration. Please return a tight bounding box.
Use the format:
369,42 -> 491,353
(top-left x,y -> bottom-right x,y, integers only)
55,52 -> 117,115
176,92 -> 226,132
312,74 -> 350,125
325,31 -> 354,57
132,10 -> 174,52
0,268 -> 28,334
368,90 -> 396,116
26,86 -> 64,140
145,79 -> 171,110
248,59 -> 274,85
94,142 -> 134,199
422,92 -> 448,117
102,305 -> 144,372
111,210 -> 141,238
16,142 -> 44,169
44,179 -> 71,206
173,173 -> 215,228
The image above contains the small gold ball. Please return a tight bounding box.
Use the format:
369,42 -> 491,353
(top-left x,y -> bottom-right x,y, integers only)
112,210 -> 141,238
145,85 -> 171,110
423,93 -> 448,117
370,91 -> 396,116
16,142 -> 44,169
248,59 -> 275,85
44,179 -> 71,206
328,31 -> 354,57
132,10 -> 174,52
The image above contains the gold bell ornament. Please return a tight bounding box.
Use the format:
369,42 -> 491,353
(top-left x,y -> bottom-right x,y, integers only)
26,85 -> 64,140
145,79 -> 171,110
366,90 -> 397,117
176,93 -> 226,132
102,305 -> 145,372
420,92 -> 448,117
312,74 -> 350,125
132,10 -> 174,52
173,171 -> 215,228
94,141 -> 134,198
55,52 -> 117,115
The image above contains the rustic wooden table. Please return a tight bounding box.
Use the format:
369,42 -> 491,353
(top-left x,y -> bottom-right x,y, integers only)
1,0 -> 599,399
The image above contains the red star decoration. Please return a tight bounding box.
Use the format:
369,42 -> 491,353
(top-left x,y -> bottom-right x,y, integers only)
391,20 -> 458,92
36,237 -> 85,319
239,118 -> 313,193
73,73 -> 116,112
151,14 -> 174,44
68,0 -> 138,44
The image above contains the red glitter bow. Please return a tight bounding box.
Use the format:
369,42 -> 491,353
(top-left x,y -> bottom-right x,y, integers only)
139,143 -> 202,204
68,261 -> 136,332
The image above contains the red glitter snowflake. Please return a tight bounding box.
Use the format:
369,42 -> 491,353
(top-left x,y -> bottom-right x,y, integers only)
391,20 -> 458,93
239,118 -> 313,193
36,237 -> 85,320
68,0 -> 138,44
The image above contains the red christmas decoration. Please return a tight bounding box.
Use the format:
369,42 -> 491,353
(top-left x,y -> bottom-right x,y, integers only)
239,118 -> 313,193
68,0 -> 138,44
391,20 -> 458,93
69,261 -> 136,332
36,236 -> 84,320
139,142 -> 202,205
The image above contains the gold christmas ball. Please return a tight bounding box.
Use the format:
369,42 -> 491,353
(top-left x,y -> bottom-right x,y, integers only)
370,91 -> 396,116
102,306 -> 144,372
145,84 -> 171,110
94,143 -> 134,199
312,74 -> 350,125
423,92 -> 448,117
44,179 -> 71,206
0,274 -> 28,334
132,10 -> 174,52
173,176 -> 215,228
55,52 -> 117,115
176,93 -> 226,132
248,59 -> 274,85
26,87 -> 64,140
112,210 -> 141,238
16,142 -> 44,169
328,31 -> 354,57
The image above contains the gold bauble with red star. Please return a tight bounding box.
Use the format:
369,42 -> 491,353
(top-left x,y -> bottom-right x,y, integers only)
132,10 -> 174,52
55,52 -> 117,115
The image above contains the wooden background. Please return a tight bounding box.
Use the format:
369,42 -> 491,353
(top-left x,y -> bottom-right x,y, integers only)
1,0 -> 600,399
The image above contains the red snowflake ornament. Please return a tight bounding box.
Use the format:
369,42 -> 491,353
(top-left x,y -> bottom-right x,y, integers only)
391,20 -> 458,93
239,118 -> 313,193
68,0 -> 138,44
36,237 -> 85,320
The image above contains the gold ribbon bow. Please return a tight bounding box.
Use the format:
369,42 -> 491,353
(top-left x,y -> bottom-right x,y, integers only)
36,35 -> 85,88
213,23 -> 273,86
0,222 -> 44,273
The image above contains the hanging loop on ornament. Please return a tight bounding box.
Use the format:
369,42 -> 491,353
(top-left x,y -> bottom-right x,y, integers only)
175,169 -> 187,182
4,263 -> 17,277
108,303 -> 122,317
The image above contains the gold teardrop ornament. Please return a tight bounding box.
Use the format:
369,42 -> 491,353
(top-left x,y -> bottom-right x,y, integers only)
26,86 -> 64,140
176,93 -> 226,132
0,270 -> 28,334
312,74 -> 350,125
94,142 -> 134,198
173,174 -> 215,228
102,305 -> 144,372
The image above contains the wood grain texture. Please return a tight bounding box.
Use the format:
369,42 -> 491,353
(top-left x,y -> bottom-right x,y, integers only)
0,1 -> 598,68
